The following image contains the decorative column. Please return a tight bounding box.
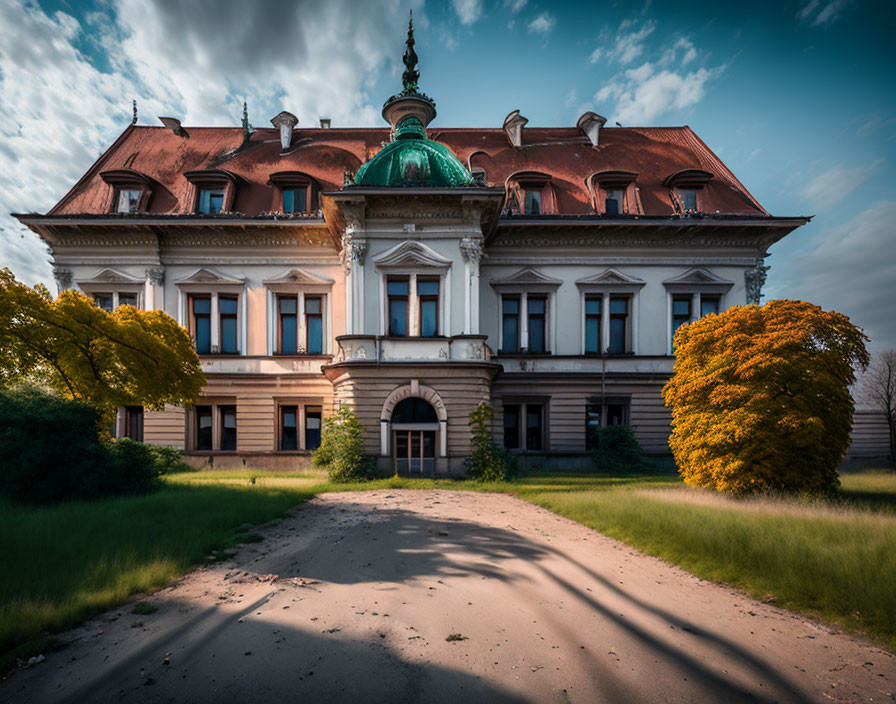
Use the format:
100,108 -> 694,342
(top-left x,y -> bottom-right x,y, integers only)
53,266 -> 73,294
342,230 -> 354,334
351,240 -> 367,334
459,237 -> 483,335
146,267 -> 165,310
745,259 -> 770,305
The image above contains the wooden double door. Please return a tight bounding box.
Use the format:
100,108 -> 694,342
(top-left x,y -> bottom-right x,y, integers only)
393,428 -> 436,475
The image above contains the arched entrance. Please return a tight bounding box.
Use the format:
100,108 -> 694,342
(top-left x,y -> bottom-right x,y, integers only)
391,398 -> 438,474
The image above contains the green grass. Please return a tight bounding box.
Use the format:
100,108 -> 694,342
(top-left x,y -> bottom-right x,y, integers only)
2,468 -> 895,671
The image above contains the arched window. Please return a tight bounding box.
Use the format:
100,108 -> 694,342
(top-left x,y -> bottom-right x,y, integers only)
392,397 -> 439,424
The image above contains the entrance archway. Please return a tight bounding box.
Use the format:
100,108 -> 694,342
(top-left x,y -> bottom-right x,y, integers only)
390,398 -> 438,474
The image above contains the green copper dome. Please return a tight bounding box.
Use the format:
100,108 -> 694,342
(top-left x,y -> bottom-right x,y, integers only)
354,117 -> 474,188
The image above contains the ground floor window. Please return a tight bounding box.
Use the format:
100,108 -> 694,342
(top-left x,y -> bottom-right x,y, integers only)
220,406 -> 237,451
585,398 -> 630,450
123,406 -> 143,442
305,407 -> 322,450
192,402 -> 237,452
195,406 -> 213,451
503,401 -> 545,451
278,403 -> 324,452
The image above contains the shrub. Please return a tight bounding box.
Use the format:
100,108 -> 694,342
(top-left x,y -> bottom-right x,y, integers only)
465,403 -> 517,481
663,300 -> 869,496
589,425 -> 651,474
313,405 -> 371,482
0,387 -> 163,504
147,445 -> 194,474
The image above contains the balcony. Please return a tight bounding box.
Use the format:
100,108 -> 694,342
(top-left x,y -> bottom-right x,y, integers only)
335,335 -> 491,363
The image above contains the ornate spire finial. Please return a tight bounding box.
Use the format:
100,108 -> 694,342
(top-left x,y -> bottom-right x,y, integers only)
132,99 -> 137,125
242,101 -> 248,129
402,9 -> 419,94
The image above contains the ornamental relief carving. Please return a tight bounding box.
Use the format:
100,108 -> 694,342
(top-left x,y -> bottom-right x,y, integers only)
493,236 -> 772,248
744,260 -> 770,304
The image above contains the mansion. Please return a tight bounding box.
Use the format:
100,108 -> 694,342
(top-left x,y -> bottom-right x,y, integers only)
18,20 -> 866,473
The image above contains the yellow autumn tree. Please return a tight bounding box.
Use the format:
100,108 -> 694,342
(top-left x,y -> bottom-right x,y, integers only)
662,300 -> 868,495
0,268 -> 205,420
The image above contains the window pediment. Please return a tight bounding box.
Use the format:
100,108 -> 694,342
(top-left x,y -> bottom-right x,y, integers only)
100,169 -> 153,187
175,268 -> 246,291
576,269 -> 646,288
374,240 -> 452,270
590,170 -> 638,188
77,268 -> 143,286
663,268 -> 733,293
263,269 -> 334,286
662,169 -> 714,188
490,267 -> 562,290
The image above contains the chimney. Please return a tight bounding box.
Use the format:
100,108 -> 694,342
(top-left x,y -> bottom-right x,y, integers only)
319,118 -> 331,129
270,110 -> 298,150
158,116 -> 187,137
577,111 -> 607,147
503,110 -> 528,148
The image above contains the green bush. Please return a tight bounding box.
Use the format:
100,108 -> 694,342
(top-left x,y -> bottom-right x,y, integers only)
313,405 -> 372,482
465,403 -> 517,481
0,387 -> 163,503
589,425 -> 651,474
147,445 -> 193,474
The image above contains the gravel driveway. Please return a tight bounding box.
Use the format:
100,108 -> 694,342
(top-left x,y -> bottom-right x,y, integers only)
2,490 -> 893,703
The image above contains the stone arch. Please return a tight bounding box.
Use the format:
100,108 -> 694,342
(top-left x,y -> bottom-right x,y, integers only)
380,380 -> 448,457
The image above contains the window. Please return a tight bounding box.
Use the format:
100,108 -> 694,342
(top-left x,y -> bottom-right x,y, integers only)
585,296 -> 601,354
608,297 -> 629,354
524,189 -> 541,215
502,297 -> 520,353
527,296 -> 547,353
195,406 -> 213,451
701,296 -> 720,317
678,188 -> 697,212
199,188 -> 225,214
118,293 -> 137,308
604,189 -> 624,216
280,406 -> 298,451
305,407 -> 322,450
585,400 -> 629,450
219,296 -> 239,354
504,402 -> 545,451
283,187 -> 307,214
124,406 -> 143,441
220,405 -> 237,451
672,295 -> 692,345
305,297 -> 323,354
191,296 -> 211,354
117,189 -> 142,213
278,296 -> 298,354
388,278 -> 409,337
94,294 -> 113,312
417,279 -> 439,337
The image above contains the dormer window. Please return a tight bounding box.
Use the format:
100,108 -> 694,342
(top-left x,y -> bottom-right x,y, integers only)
184,170 -> 238,215
506,171 -> 554,215
604,189 -> 624,215
524,189 -> 541,215
663,169 -> 714,214
589,171 -> 639,216
117,189 -> 142,213
100,169 -> 153,214
282,187 -> 307,214
268,172 -> 318,215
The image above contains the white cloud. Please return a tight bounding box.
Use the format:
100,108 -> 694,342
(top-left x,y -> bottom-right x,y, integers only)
797,0 -> 853,26
528,11 -> 556,34
660,37 -> 697,66
588,19 -> 655,67
588,47 -> 603,64
595,61 -> 725,125
802,160 -> 882,209
452,0 -> 483,25
0,0 -> 424,288
564,89 -> 578,108
504,0 -> 527,13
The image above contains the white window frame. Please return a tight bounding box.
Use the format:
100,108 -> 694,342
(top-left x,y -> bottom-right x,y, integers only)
177,287 -> 246,356
378,270 -> 450,338
575,270 -> 646,355
663,269 -> 734,353
490,270 -> 561,355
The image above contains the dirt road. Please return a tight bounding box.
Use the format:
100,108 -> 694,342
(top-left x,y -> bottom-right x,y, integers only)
3,490 -> 893,703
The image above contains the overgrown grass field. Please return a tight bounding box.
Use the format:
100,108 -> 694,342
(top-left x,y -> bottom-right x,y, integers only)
1,469 -> 894,671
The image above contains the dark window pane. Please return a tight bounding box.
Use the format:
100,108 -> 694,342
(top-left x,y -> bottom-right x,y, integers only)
585,297 -> 601,315
609,317 -> 626,354
610,298 -> 627,315
607,404 -> 626,426
502,315 -> 519,353
192,298 -> 210,315
420,299 -> 438,337
528,298 -> 545,314
387,280 -> 409,296
281,314 -> 297,354
283,188 -> 307,213
389,299 -> 407,336
392,398 -> 438,424
219,297 -> 238,315
528,317 -> 545,353
305,297 -> 321,315
306,315 -> 323,354
220,317 -> 238,354
195,316 -> 211,355
679,189 -> 697,211
281,407 -> 298,451
199,189 -> 225,214
503,298 -> 519,315
94,294 -> 113,312
125,406 -> 143,442
672,298 -> 691,316
526,405 -> 543,451
503,405 -> 520,450
279,297 -> 297,314
196,406 -> 212,451
525,190 -> 541,214
220,406 -> 237,451
585,316 -> 601,354
585,404 -> 601,450
605,197 -> 619,215
417,280 -> 439,296
701,297 -> 719,317
305,409 -> 322,451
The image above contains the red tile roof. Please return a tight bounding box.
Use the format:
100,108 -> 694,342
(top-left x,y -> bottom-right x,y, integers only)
49,123 -> 767,217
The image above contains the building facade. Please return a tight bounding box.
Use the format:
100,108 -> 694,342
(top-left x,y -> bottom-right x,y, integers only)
18,22 -> 840,473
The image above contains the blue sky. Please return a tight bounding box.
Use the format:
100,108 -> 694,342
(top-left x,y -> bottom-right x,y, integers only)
1,0 -> 893,349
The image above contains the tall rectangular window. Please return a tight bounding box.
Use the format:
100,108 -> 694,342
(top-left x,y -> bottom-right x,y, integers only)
305,297 -> 323,354
609,297 -> 628,354
526,404 -> 543,451
220,405 -> 237,452
199,188 -> 225,214
280,406 -> 298,451
279,296 -> 297,354
586,400 -> 629,449
195,405 -> 212,451
585,296 -> 601,354
219,296 -> 239,354
124,406 -> 143,442
700,296 -> 720,317
678,189 -> 697,211
604,189 -> 623,215
524,189 -> 541,215
527,296 -> 546,353
282,187 -> 307,214
672,295 -> 692,346
191,297 -> 211,354
503,404 -> 520,450
117,189 -> 141,213
388,278 -> 409,337
417,279 -> 439,337
305,407 -> 322,451
94,294 -> 113,312
585,404 -> 601,450
118,293 -> 137,308
502,297 -> 520,353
